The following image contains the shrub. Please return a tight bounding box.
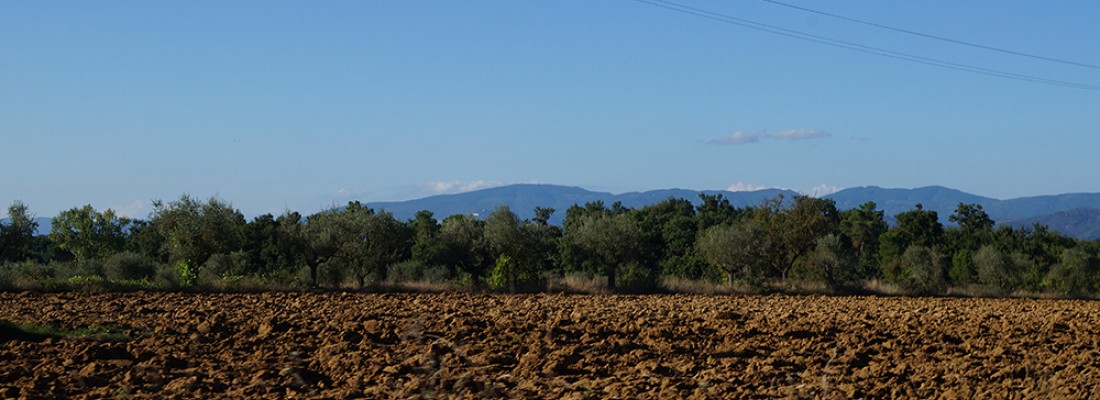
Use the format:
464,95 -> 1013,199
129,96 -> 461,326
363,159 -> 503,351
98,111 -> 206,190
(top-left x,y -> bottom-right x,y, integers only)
948,249 -> 976,286
104,252 -> 158,281
616,262 -> 660,293
316,260 -> 347,288
486,255 -> 547,293
897,246 -> 947,295
153,262 -> 182,288
807,234 -> 858,291
1047,248 -> 1094,297
388,260 -> 452,284
973,245 -> 1020,295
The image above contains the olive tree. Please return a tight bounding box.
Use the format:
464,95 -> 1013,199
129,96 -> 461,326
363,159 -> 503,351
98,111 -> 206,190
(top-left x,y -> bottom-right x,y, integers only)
439,214 -> 494,287
150,195 -> 246,285
1046,247 -> 1095,297
568,212 -> 644,291
897,245 -> 947,295
0,201 -> 38,263
696,220 -> 767,288
50,205 -> 130,260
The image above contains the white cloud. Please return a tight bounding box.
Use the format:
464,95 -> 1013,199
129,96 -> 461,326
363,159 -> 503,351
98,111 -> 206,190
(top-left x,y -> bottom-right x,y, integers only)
319,188 -> 369,206
426,180 -> 504,194
805,184 -> 842,196
726,182 -> 843,196
111,201 -> 149,219
708,129 -> 829,145
333,188 -> 368,200
769,129 -> 829,139
708,131 -> 760,145
727,182 -> 780,192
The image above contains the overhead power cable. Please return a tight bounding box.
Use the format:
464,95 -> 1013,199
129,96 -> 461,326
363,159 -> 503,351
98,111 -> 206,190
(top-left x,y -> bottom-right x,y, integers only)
630,0 -> 1100,92
759,0 -> 1100,70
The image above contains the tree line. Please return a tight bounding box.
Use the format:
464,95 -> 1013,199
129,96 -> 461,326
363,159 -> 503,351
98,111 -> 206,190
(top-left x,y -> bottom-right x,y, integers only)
1,193 -> 1097,296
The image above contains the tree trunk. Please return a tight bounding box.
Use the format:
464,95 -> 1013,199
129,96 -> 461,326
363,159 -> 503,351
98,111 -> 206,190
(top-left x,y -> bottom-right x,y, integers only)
606,264 -> 617,292
727,269 -> 736,287
308,261 -> 320,288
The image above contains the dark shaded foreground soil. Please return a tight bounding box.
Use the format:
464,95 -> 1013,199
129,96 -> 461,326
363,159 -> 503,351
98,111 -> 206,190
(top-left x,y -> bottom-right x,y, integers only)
0,292 -> 1098,399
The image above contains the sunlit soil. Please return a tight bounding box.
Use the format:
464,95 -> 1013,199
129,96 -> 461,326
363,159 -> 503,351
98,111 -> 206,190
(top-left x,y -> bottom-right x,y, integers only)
0,292 -> 1097,399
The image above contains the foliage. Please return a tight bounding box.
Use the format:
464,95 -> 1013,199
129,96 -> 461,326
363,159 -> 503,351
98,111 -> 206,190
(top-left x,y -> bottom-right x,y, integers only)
439,214 -> 493,287
696,220 -> 767,288
807,234 -> 859,291
973,245 -> 1018,295
839,201 -> 887,279
387,259 -> 452,284
2,193 -> 1100,297
0,201 -> 39,263
49,205 -> 130,261
567,211 -> 645,291
150,195 -> 246,274
1046,247 -> 1095,297
896,245 -> 947,295
303,202 -> 413,287
880,204 -> 944,269
103,251 -> 159,281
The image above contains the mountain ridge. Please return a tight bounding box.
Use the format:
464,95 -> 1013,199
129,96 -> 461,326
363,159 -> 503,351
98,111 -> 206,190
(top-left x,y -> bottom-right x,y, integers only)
364,184 -> 1100,239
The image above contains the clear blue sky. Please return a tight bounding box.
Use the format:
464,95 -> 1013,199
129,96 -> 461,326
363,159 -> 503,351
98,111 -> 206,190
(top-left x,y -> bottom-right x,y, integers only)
3,1 -> 1099,219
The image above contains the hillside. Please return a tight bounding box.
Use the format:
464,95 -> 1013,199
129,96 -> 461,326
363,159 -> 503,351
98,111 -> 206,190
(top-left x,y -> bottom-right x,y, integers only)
1002,208 -> 1100,240
365,184 -> 1100,240
368,184 -> 797,225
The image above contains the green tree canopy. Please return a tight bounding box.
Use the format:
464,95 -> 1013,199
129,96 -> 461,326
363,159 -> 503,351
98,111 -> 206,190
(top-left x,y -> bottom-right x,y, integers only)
839,201 -> 887,279
696,220 -> 767,288
0,201 -> 39,263
568,212 -> 644,291
439,214 -> 493,287
49,205 -> 130,260
151,195 -> 246,280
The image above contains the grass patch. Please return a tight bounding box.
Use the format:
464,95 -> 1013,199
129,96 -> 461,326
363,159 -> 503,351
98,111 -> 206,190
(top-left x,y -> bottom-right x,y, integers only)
0,320 -> 135,342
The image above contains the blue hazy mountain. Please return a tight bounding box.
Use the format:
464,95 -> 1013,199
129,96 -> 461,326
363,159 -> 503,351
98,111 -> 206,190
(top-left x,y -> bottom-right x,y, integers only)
825,186 -> 997,222
1001,208 -> 1100,240
364,184 -> 1100,239
10,185 -> 1099,239
367,184 -> 797,225
0,217 -> 53,236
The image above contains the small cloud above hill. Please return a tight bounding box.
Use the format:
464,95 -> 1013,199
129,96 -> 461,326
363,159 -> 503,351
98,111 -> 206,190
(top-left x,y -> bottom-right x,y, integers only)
426,180 -> 504,194
770,129 -> 829,140
708,129 -> 829,145
708,131 -> 760,145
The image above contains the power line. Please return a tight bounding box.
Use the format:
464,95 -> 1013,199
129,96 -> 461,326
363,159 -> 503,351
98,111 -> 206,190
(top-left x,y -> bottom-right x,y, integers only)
630,0 -> 1100,92
759,0 -> 1100,70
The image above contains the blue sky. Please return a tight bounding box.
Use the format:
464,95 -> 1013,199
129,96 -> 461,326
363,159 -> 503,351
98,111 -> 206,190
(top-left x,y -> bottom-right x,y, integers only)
2,1 -> 1099,219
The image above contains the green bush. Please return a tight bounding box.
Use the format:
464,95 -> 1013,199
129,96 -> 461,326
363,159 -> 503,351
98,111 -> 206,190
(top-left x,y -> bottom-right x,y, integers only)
104,252 -> 158,281
973,245 -> 1018,295
1047,248 -> 1094,297
948,249 -> 976,286
152,262 -> 181,288
616,262 -> 660,293
897,246 -> 947,295
3,261 -> 57,283
388,260 -> 452,284
316,260 -> 347,288
486,255 -> 547,292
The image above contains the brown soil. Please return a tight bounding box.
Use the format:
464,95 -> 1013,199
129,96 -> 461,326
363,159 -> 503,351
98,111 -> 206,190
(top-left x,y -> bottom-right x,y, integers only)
0,292 -> 1097,399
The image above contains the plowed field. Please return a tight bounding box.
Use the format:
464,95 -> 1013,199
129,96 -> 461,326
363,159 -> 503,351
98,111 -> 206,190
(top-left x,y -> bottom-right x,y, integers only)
0,292 -> 1098,399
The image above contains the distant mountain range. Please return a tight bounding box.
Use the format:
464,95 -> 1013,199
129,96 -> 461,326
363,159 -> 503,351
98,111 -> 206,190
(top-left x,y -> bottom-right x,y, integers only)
7,186 -> 1099,240
366,184 -> 1100,240
0,217 -> 54,237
